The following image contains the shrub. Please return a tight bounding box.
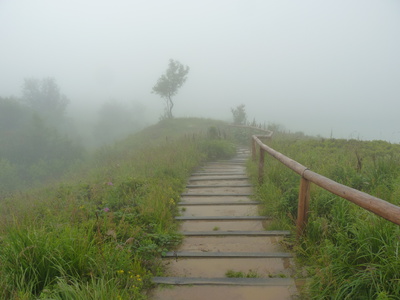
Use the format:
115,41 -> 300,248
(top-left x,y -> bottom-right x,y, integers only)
200,140 -> 236,160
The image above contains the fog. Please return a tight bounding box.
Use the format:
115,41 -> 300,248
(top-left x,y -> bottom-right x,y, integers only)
1,0 -> 400,142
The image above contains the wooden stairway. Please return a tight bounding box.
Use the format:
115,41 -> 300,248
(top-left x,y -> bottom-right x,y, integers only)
149,148 -> 298,300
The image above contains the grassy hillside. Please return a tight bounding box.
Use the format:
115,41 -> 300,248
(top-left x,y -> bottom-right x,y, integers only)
248,133 -> 400,299
0,118 -> 236,299
4,119 -> 398,299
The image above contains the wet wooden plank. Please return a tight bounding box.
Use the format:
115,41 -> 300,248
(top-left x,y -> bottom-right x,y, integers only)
175,216 -> 271,221
188,177 -> 250,181
186,184 -> 252,188
191,172 -> 247,176
180,230 -> 291,236
178,201 -> 260,206
152,277 -> 295,286
163,251 -> 293,258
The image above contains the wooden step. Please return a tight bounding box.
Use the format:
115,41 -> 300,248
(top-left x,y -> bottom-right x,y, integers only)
180,230 -> 290,236
186,184 -> 252,188
163,251 -> 293,258
175,216 -> 271,221
152,277 -> 295,286
180,220 -> 269,232
188,177 -> 249,181
191,172 -> 246,176
181,193 -> 252,197
178,201 -> 260,206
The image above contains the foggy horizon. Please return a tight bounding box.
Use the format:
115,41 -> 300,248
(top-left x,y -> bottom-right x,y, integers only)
1,0 -> 399,142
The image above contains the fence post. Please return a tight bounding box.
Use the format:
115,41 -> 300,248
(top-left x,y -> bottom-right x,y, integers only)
296,176 -> 311,237
252,138 -> 257,162
258,147 -> 265,184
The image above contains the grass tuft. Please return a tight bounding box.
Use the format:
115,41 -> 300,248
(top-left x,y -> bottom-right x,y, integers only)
0,118 -> 241,299
249,135 -> 400,299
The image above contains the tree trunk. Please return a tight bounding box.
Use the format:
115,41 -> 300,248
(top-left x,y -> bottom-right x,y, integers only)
168,95 -> 174,118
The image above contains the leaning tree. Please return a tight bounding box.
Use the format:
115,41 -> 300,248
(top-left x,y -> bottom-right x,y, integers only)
152,59 -> 189,119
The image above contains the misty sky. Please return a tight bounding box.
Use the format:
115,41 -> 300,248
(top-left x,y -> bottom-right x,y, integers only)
1,0 -> 400,142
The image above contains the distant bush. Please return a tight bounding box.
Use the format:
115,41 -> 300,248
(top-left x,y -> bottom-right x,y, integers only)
0,97 -> 84,193
201,140 -> 236,160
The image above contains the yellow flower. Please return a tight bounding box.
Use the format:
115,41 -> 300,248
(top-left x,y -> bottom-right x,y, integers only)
117,270 -> 124,275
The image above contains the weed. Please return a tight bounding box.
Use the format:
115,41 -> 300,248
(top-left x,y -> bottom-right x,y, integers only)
250,135 -> 400,298
225,269 -> 260,278
0,118 -> 237,298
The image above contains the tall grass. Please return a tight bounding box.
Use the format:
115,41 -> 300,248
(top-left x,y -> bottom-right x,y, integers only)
0,118 -> 237,299
249,135 -> 400,299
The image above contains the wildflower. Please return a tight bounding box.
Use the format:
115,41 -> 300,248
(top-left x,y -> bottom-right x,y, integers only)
106,182 -> 114,186
103,207 -> 110,212
79,205 -> 84,209
169,198 -> 175,205
117,270 -> 124,275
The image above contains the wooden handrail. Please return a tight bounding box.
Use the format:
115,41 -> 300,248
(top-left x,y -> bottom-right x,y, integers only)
252,135 -> 400,236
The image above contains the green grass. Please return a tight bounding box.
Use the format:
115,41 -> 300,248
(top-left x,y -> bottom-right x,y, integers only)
249,134 -> 400,299
0,118 -> 239,299
225,269 -> 260,278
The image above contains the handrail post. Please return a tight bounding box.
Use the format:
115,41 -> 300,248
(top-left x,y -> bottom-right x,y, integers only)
252,137 -> 257,162
296,176 -> 311,237
258,147 -> 265,184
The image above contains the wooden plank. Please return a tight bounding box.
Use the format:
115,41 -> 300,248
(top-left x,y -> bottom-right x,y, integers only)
188,177 -> 249,181
175,216 -> 271,221
191,172 -> 246,176
152,276 -> 295,286
162,251 -> 293,258
177,201 -> 260,206
186,184 -> 252,188
180,230 -> 291,236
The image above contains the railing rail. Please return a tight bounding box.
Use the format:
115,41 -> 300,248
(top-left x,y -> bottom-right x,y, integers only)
252,135 -> 400,236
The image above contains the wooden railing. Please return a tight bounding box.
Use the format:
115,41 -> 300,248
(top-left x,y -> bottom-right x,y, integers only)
252,135 -> 400,237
